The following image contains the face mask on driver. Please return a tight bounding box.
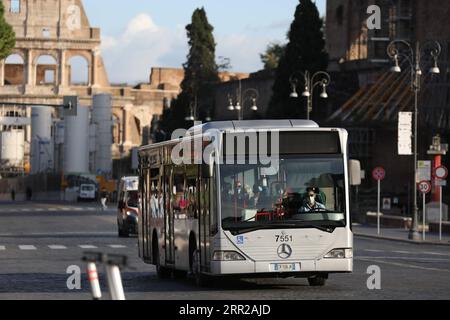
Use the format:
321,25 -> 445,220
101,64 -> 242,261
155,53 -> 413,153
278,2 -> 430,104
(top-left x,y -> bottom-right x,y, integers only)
309,196 -> 316,205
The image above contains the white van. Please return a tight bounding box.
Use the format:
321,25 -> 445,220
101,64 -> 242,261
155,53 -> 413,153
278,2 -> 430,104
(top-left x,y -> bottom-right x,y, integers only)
78,184 -> 96,202
117,177 -> 139,237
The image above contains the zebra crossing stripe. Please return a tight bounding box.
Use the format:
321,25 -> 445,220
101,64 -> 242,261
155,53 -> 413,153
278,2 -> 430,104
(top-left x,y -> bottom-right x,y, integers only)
79,245 -> 98,249
19,245 -> 37,250
0,246 -> 5,251
48,245 -> 67,250
109,245 -> 127,249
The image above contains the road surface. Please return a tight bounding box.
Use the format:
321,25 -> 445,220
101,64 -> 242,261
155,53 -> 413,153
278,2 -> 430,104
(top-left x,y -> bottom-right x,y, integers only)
0,202 -> 449,300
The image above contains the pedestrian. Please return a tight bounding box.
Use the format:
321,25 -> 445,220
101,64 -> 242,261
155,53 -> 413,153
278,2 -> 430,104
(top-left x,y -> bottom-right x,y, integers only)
11,189 -> 15,201
100,190 -> 108,211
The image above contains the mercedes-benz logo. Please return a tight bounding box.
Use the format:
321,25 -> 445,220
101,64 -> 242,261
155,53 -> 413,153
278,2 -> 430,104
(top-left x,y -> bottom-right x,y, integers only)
277,244 -> 292,259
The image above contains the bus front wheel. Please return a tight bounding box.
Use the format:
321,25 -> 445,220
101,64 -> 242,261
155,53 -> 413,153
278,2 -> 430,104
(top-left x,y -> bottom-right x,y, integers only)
308,275 -> 327,287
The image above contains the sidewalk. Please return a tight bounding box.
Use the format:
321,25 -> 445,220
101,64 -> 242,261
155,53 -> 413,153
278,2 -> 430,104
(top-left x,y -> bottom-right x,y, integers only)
353,224 -> 450,246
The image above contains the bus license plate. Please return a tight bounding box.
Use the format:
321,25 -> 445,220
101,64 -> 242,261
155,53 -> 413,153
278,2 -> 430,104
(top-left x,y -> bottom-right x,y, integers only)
271,263 -> 299,272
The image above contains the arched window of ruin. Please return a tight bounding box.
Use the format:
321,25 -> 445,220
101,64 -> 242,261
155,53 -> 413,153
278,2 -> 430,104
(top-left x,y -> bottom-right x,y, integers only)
69,55 -> 89,86
36,55 -> 58,85
5,54 -> 25,85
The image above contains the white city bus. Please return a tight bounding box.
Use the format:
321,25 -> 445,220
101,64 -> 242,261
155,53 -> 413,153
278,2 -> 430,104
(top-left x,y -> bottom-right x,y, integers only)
138,120 -> 359,286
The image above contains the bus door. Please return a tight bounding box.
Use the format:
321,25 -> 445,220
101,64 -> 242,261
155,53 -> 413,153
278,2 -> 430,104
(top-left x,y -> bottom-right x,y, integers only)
199,172 -> 211,272
164,166 -> 175,265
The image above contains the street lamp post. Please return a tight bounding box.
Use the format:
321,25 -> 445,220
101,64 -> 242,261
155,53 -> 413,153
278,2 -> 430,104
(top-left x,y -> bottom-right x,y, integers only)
387,40 -> 441,241
228,79 -> 259,121
289,70 -> 331,120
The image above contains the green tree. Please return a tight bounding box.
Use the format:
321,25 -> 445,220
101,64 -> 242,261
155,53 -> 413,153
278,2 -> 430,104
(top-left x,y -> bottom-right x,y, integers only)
0,2 -> 15,60
160,8 -> 220,136
260,43 -> 286,70
267,0 -> 328,119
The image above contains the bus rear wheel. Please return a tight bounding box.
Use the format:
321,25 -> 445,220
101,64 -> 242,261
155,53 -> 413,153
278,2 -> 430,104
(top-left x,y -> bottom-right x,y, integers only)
308,275 -> 327,287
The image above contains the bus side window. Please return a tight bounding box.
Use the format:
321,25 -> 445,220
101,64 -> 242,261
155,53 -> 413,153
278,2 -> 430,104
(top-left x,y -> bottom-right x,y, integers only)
173,167 -> 186,219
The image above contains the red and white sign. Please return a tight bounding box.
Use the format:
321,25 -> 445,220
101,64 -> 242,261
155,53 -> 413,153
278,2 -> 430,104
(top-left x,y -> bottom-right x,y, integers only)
434,166 -> 448,180
372,167 -> 386,181
418,180 -> 432,194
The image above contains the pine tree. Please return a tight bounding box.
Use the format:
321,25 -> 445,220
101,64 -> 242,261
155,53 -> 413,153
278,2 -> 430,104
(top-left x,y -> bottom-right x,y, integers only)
160,8 -> 219,137
260,43 -> 286,70
267,0 -> 328,119
0,2 -> 15,60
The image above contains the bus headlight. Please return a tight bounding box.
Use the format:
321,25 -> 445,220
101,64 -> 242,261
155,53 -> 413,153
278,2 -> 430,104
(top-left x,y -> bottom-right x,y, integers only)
324,248 -> 353,259
126,211 -> 137,216
212,251 -> 246,261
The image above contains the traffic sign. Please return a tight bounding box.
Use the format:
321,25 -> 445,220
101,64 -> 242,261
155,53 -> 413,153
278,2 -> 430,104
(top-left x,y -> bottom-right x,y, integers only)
418,180 -> 432,194
372,167 -> 386,181
434,165 -> 448,180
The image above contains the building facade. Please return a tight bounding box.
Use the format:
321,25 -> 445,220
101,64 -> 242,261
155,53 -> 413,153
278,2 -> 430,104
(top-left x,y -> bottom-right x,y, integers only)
325,0 -> 450,220
0,0 -> 181,176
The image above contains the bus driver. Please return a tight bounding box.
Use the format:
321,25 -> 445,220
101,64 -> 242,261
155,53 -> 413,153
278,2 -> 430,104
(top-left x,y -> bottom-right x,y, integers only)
300,187 -> 326,213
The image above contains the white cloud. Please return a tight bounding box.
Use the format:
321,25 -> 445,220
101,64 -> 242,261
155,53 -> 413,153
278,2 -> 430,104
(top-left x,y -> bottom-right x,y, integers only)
216,34 -> 267,73
100,13 -> 187,84
124,13 -> 159,37
99,14 -> 273,84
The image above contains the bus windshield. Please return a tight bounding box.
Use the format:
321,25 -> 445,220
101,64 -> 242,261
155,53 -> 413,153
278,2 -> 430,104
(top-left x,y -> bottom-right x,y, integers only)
220,156 -> 346,233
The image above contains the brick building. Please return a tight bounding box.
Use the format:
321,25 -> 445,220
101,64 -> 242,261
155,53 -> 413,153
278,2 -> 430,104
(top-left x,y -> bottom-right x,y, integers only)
324,0 -> 450,220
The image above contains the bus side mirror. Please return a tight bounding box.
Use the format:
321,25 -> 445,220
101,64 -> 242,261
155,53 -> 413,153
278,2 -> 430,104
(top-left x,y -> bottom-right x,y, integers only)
202,153 -> 215,178
118,200 -> 125,209
349,160 -> 362,186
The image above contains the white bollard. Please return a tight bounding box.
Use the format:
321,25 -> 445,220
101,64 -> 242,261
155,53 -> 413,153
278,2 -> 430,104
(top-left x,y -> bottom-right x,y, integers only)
87,262 -> 102,300
105,265 -> 126,300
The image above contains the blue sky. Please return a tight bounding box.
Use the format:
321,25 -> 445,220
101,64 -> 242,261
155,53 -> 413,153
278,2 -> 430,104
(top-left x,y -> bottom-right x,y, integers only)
83,0 -> 326,84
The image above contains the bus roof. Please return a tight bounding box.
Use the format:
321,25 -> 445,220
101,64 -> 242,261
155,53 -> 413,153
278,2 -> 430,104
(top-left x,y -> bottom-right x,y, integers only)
187,120 -> 319,134
140,120 -> 321,152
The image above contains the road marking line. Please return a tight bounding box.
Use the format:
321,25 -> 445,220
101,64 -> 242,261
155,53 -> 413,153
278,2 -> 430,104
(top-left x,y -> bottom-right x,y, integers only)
423,252 -> 450,257
358,256 -> 450,262
19,245 -> 37,250
0,246 -> 5,250
392,251 -> 412,254
109,245 -> 127,249
357,257 -> 450,273
364,249 -> 384,253
79,245 -> 98,249
48,245 -> 67,250
48,208 -> 57,211
0,232 -> 116,237
35,209 -> 44,212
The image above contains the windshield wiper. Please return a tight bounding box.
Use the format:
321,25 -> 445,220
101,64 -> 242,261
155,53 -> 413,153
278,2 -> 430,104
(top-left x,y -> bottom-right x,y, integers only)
228,221 -> 345,235
230,223 -> 299,235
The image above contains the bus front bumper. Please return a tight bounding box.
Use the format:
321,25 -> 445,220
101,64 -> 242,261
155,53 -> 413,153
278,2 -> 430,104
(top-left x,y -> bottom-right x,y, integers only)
210,258 -> 353,276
